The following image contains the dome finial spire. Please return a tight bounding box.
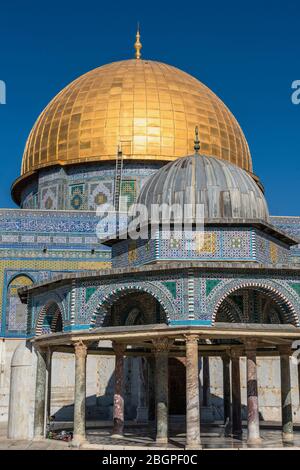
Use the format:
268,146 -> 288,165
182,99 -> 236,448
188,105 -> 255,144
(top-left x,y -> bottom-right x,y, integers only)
194,126 -> 200,154
134,23 -> 142,59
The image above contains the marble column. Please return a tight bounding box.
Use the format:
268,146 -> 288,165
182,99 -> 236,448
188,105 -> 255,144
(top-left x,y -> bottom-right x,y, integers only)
72,341 -> 87,447
222,354 -> 231,427
33,347 -> 48,440
279,345 -> 293,442
245,340 -> 261,444
231,349 -> 242,438
46,348 -> 53,424
112,342 -> 126,437
202,356 -> 210,407
185,335 -> 201,449
153,338 -> 170,444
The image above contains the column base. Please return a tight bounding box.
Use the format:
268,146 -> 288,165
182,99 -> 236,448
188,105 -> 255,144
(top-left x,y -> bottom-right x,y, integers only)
33,435 -> 46,442
111,433 -> 124,439
247,437 -> 262,447
156,437 -> 168,444
185,442 -> 202,450
282,432 -> 294,443
70,436 -> 87,448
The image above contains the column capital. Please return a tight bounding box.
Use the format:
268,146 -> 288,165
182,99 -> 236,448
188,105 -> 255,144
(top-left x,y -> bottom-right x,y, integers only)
152,337 -> 172,353
230,348 -> 244,359
244,338 -> 257,351
221,352 -> 231,363
112,341 -> 127,355
278,344 -> 292,356
184,334 -> 199,345
74,340 -> 88,358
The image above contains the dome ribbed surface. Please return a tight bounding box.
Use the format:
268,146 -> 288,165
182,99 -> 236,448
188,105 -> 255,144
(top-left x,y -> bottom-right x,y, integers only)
137,154 -> 269,221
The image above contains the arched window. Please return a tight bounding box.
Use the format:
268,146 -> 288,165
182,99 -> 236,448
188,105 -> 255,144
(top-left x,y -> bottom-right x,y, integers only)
6,275 -> 33,334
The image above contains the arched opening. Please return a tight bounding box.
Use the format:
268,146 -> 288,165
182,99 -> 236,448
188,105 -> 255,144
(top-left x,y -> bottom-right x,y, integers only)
6,275 -> 33,334
93,290 -> 173,422
214,286 -> 297,326
36,302 -> 63,335
97,291 -> 168,328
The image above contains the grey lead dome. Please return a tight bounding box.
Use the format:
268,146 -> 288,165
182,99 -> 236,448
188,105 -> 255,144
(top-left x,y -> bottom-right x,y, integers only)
137,154 -> 269,221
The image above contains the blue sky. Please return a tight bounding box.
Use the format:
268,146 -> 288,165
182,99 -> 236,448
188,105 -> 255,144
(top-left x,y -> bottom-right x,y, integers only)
0,0 -> 299,215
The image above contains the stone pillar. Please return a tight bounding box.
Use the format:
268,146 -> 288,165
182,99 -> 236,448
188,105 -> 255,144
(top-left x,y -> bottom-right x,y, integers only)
279,345 -> 293,442
112,342 -> 126,437
202,356 -> 210,407
153,338 -> 170,444
231,349 -> 242,438
46,348 -> 53,423
245,340 -> 261,444
72,341 -> 87,447
185,335 -> 201,449
222,354 -> 231,427
33,347 -> 48,440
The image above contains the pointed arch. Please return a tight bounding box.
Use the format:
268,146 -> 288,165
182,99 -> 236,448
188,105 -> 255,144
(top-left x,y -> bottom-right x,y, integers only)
211,281 -> 299,326
36,300 -> 65,335
89,283 -> 175,328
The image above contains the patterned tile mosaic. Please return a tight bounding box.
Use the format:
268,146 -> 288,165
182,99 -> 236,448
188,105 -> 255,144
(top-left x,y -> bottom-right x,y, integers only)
21,162 -> 160,210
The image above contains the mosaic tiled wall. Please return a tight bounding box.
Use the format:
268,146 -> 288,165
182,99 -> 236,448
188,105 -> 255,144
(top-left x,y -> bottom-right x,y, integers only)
72,273 -> 190,328
0,209 -> 112,337
28,269 -> 300,330
21,162 -> 162,210
255,231 -> 289,265
158,229 -> 252,261
112,227 -> 291,267
1,207 -> 300,337
112,237 -> 157,267
28,274 -> 187,332
271,216 -> 300,263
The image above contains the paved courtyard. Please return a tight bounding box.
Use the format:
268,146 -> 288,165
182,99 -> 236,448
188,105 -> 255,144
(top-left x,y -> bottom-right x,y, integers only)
1,421 -> 300,450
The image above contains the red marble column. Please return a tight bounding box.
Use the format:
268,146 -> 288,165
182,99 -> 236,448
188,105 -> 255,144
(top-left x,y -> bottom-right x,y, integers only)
112,342 -> 126,437
231,349 -> 242,438
72,341 -> 88,447
279,345 -> 293,442
245,340 -> 261,444
185,335 -> 201,449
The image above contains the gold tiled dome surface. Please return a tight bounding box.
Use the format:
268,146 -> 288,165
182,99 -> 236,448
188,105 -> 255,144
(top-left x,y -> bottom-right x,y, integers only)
21,59 -> 252,176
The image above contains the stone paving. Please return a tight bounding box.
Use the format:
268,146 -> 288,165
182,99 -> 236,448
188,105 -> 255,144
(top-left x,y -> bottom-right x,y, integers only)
1,422 -> 300,450
84,424 -> 300,450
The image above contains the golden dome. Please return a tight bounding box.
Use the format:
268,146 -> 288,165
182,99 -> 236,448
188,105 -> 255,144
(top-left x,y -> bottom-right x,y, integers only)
20,59 -> 252,180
